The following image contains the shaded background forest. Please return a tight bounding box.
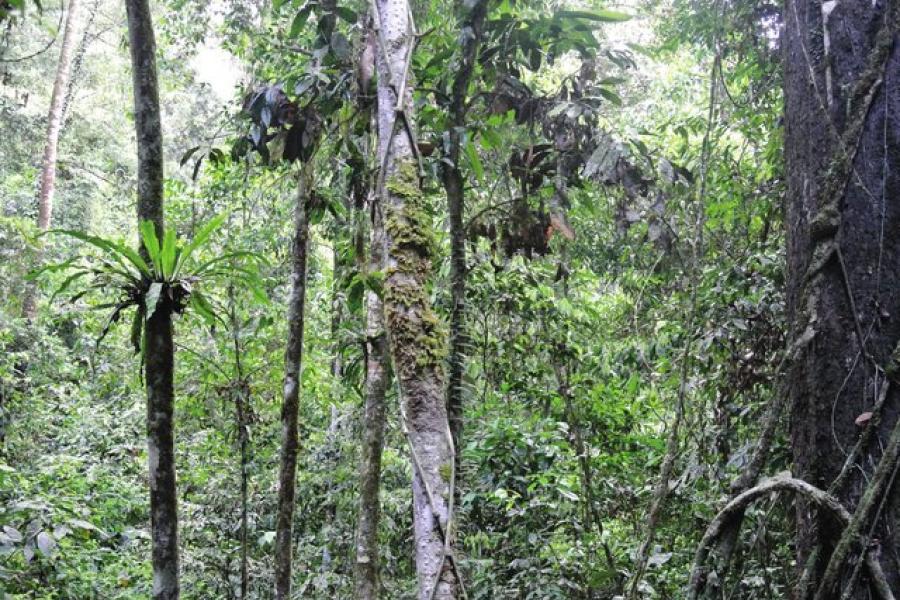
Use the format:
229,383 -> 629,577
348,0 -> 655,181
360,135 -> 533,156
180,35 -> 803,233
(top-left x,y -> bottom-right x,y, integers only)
1,0 -> 791,597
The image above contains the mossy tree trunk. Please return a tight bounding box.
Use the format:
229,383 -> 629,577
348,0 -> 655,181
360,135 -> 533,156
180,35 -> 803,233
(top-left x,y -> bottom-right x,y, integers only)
373,0 -> 459,596
125,0 -> 179,598
274,162 -> 314,599
784,0 -> 900,594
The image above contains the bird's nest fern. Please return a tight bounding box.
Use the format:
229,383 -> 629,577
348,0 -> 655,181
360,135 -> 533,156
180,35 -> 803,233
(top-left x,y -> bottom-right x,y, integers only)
30,213 -> 267,358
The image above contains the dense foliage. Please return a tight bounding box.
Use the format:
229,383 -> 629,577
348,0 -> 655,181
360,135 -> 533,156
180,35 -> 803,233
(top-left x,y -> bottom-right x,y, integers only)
4,0 -> 864,597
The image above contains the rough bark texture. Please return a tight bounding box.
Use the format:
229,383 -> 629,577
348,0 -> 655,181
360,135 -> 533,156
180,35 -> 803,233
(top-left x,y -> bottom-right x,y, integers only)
125,0 -> 178,597
354,208 -> 390,600
784,0 -> 900,594
274,164 -> 314,599
374,0 -> 458,596
440,0 -> 488,475
22,0 -> 82,319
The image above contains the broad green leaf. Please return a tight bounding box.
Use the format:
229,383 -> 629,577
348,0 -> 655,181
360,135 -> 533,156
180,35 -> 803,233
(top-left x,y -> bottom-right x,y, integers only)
465,139 -> 484,184
49,229 -> 138,277
111,240 -> 152,277
334,6 -> 356,22
145,282 -> 163,319
289,5 -> 312,37
36,531 -> 55,555
598,87 -> 623,106
160,229 -> 177,280
139,221 -> 161,271
3,526 -> 22,543
556,9 -> 631,23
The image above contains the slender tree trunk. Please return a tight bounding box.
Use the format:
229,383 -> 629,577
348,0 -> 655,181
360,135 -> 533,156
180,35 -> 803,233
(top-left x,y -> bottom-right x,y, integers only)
274,162 -> 314,599
354,204 -> 390,600
22,0 -> 82,318
125,0 -> 178,597
354,26 -> 389,598
440,0 -> 488,474
238,388 -> 249,599
227,280 -> 250,599
373,0 -> 459,596
784,0 -> 900,594
37,0 -> 81,230
330,249 -> 345,379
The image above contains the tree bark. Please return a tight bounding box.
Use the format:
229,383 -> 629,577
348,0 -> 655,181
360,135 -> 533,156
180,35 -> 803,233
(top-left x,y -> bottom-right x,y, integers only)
37,0 -> 81,231
22,0 -> 82,319
353,26 -> 389,598
274,162 -> 313,599
227,280 -> 250,600
124,0 -> 178,597
784,0 -> 900,594
354,205 -> 390,600
440,0 -> 488,478
373,0 -> 459,596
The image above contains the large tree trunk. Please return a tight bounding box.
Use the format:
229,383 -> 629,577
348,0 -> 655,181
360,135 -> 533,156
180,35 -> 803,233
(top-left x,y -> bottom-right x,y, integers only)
440,0 -> 488,477
22,0 -> 82,319
124,0 -> 179,598
784,0 -> 900,595
274,162 -> 313,599
373,0 -> 459,596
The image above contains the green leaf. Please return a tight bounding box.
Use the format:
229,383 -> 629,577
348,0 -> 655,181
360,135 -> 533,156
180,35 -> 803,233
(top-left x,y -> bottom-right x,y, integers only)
556,9 -> 631,22
36,531 -> 56,556
160,228 -> 177,280
111,241 -> 152,276
598,87 -> 623,106
189,290 -> 220,326
192,251 -> 266,278
465,139 -> 484,184
179,146 -> 201,167
93,256 -> 141,285
289,5 -> 312,37
97,302 -> 129,346
26,257 -> 78,281
49,270 -> 91,304
139,221 -> 161,271
49,229 -> 139,278
175,212 -> 226,278
334,6 -> 356,22
145,282 -> 163,319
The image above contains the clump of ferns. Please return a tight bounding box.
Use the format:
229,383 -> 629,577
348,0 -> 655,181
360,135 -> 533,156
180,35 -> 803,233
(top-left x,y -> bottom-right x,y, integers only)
31,213 -> 267,359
